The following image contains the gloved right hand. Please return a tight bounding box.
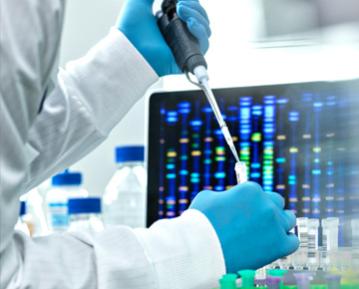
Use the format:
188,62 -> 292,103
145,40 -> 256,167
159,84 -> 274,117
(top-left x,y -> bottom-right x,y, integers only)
190,182 -> 299,273
117,0 -> 211,76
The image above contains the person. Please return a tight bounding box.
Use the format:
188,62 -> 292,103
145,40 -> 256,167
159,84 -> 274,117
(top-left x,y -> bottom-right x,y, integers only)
0,0 -> 299,288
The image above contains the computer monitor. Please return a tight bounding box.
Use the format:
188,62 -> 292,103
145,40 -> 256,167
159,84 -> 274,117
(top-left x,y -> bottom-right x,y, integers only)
146,79 -> 359,243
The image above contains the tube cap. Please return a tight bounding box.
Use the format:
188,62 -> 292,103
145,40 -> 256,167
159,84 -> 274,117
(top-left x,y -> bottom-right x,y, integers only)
219,274 -> 237,289
52,170 -> 82,186
115,146 -> 144,163
68,198 -> 101,215
268,269 -> 288,277
238,270 -> 256,288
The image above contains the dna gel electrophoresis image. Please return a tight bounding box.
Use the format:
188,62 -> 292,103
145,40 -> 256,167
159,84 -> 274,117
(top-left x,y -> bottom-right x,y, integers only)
147,81 -> 359,227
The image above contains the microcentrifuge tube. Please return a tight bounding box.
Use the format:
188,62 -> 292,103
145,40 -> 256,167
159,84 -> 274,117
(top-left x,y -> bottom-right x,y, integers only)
307,219 -> 320,266
322,218 -> 339,253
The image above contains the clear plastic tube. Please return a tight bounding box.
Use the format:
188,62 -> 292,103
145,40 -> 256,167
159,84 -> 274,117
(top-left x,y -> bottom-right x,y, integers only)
322,218 -> 339,251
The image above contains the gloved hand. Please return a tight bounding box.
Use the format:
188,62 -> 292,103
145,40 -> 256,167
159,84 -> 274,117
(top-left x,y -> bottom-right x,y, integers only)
190,182 -> 299,273
117,0 -> 211,76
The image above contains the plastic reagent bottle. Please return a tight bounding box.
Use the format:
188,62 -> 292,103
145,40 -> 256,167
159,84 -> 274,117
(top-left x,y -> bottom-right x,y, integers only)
103,146 -> 146,228
68,197 -> 104,233
15,201 -> 30,236
46,170 -> 88,232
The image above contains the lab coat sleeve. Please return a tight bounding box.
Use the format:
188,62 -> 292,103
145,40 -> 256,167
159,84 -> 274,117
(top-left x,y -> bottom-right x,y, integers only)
3,211 -> 224,289
1,27 -> 226,289
25,28 -> 158,189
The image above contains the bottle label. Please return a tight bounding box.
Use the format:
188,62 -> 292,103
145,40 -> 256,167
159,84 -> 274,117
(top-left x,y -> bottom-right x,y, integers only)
48,202 -> 68,230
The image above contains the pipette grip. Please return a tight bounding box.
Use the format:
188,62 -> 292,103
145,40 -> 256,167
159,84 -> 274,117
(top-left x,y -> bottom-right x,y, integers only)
157,0 -> 207,74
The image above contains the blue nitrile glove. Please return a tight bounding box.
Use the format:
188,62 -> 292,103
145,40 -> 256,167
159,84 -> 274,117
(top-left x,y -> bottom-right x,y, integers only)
190,182 -> 299,273
117,0 -> 211,76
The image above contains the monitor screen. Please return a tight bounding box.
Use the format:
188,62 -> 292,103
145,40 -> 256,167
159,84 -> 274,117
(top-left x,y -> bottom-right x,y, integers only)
147,80 -> 359,241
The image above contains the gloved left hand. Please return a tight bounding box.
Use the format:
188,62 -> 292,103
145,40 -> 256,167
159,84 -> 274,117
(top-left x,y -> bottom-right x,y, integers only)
190,182 -> 299,273
117,0 -> 211,76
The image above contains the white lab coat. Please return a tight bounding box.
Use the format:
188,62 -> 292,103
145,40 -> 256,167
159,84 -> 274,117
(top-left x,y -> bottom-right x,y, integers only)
0,0 -> 225,288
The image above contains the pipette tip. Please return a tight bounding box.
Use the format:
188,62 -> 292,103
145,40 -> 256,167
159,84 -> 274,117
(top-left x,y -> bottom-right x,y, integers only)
235,162 -> 248,184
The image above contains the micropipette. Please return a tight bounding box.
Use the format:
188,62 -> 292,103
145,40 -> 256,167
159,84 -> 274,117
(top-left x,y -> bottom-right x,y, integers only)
157,0 -> 248,184
188,66 -> 248,184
